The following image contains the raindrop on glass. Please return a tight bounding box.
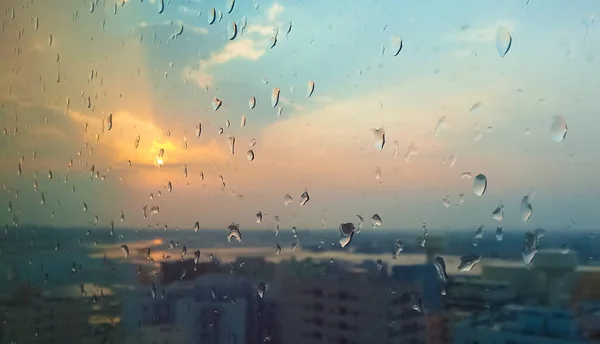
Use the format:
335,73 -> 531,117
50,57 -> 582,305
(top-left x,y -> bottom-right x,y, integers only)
371,213 -> 382,227
246,150 -> 255,161
283,193 -> 293,206
212,97 -> 222,111
227,21 -> 238,40
228,136 -> 236,155
391,36 -> 403,56
550,116 -> 568,143
372,128 -> 385,151
121,244 -> 129,258
492,204 -> 504,221
271,88 -> 280,108
404,143 -> 418,162
306,81 -> 315,98
496,26 -> 512,57
473,174 -> 487,196
227,223 -> 242,242
458,255 -> 481,272
520,195 -> 533,223
209,8 -> 216,25
299,191 -> 310,206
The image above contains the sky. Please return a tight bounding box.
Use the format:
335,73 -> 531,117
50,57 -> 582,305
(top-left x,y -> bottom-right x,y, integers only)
0,0 -> 599,232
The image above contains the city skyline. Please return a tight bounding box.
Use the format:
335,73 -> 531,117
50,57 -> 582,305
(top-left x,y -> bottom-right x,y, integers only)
1,0 -> 600,232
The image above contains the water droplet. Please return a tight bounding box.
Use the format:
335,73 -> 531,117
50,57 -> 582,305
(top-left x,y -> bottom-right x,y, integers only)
246,150 -> 255,161
227,0 -> 235,13
106,113 -> 113,131
458,255 -> 481,272
550,116 -> 568,142
212,97 -> 222,111
391,36 -> 403,56
496,227 -> 503,241
492,204 -> 504,221
257,283 -> 266,298
392,240 -> 404,259
224,136 -> 235,155
496,26 -> 512,57
442,195 -> 451,208
372,128 -> 385,151
167,181 -> 173,193
248,96 -> 256,109
404,143 -> 418,162
473,174 -> 487,196
209,8 -> 216,25
434,256 -> 448,295
121,244 -> 129,258
40,193 -> 45,205
271,88 -> 280,108
520,195 -> 533,223
306,81 -> 315,98
300,191 -> 310,206
371,213 -> 382,227
82,202 -> 88,212
433,116 -> 446,137
276,243 -> 281,255
375,166 -> 382,182
227,223 -> 242,242
241,115 -> 246,128
283,193 -> 293,206
48,170 -> 53,179
226,120 -> 231,128
227,21 -> 238,40
522,231 -> 538,265
256,211 -> 263,224
150,206 -> 160,215
218,127 -> 224,135
461,172 -> 472,179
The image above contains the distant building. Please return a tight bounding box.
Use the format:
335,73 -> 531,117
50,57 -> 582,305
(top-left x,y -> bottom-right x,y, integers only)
0,284 -> 122,344
454,304 -> 600,344
275,257 -> 443,344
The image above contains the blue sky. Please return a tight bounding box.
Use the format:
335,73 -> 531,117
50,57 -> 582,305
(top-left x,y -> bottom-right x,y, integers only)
0,0 -> 599,232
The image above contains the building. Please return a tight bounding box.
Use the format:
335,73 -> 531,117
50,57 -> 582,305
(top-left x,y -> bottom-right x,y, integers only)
0,284 -> 122,344
454,304 -> 600,344
275,257 -> 443,344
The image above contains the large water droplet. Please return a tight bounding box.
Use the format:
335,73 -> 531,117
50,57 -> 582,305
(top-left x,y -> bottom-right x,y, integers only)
434,256 -> 448,295
458,255 -> 481,272
249,96 -> 256,109
271,88 -> 280,108
520,195 -> 533,223
496,26 -> 512,57
473,174 -> 487,196
550,116 -> 568,142
372,128 -> 385,151
158,0 -> 165,14
306,81 -> 315,98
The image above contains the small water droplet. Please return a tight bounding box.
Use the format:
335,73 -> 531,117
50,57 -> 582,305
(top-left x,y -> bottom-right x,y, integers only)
473,174 -> 487,196
283,193 -> 293,205
228,136 -> 236,155
433,116 -> 446,137
227,21 -> 238,40
300,191 -> 310,206
520,195 -> 533,223
246,150 -> 255,161
492,204 -> 504,221
496,26 -> 512,57
375,166 -> 382,182
371,213 -> 382,227
121,244 -> 129,257
372,128 -> 386,151
212,97 -> 222,111
271,88 -> 280,108
106,113 -> 113,131
227,0 -> 235,13
306,81 -> 315,98
391,36 -> 403,56
82,202 -> 88,212
249,97 -> 256,109
208,8 -> 216,25
550,116 -> 568,142
404,143 -> 418,162
496,227 -> 503,241
227,223 -> 242,242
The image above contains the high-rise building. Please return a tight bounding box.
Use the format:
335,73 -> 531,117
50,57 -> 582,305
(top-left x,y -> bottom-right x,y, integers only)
453,304 -> 600,344
275,258 -> 443,344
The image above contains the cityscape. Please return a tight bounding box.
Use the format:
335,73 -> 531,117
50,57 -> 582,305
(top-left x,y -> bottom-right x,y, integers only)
2,227 -> 600,343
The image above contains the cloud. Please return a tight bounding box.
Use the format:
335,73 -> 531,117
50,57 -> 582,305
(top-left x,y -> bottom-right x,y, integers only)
184,39 -> 267,88
267,3 -> 285,22
450,20 -> 517,43
247,24 -> 277,36
137,20 -> 208,35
